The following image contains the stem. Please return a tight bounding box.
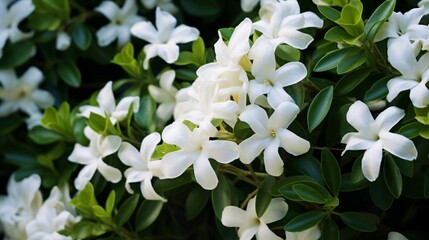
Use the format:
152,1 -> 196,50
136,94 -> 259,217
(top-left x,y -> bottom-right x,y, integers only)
240,189 -> 258,209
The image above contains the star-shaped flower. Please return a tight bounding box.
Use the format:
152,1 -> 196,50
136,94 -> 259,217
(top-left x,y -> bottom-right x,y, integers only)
148,70 -> 178,124
341,101 -> 418,182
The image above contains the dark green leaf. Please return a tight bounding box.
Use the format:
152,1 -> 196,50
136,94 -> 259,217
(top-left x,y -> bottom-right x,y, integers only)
115,194 -> 139,227
337,48 -> 366,74
369,175 -> 394,210
321,148 -> 341,196
0,41 -> 36,68
314,47 -> 356,72
289,154 -> 324,185
323,217 -> 340,240
175,68 -> 197,81
398,121 -> 422,139
186,188 -> 210,220
0,115 -> 23,135
318,6 -> 341,22
364,0 -> 396,43
393,155 -> 413,178
212,175 -> 232,220
307,86 -> 334,132
383,155 -> 402,198
277,175 -> 321,200
293,184 -> 331,204
364,75 -> 392,102
135,96 -> 156,132
339,212 -> 378,232
340,173 -> 369,192
335,68 -> 372,95
350,155 -> 365,183
180,0 -> 221,17
72,23 -> 93,50
275,44 -> 301,62
286,82 -> 305,110
29,126 -> 64,144
285,211 -> 327,232
135,200 -> 164,232
57,59 -> 81,87
256,176 -> 275,218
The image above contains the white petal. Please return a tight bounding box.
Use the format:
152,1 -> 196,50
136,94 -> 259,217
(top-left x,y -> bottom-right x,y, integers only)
228,18 -> 253,60
118,142 -> 142,167
260,198 -> 288,223
263,139 -> 283,176
169,25 -> 199,44
221,206 -> 247,227
267,101 -> 299,130
95,1 -> 120,20
240,0 -> 259,12
97,81 -> 116,115
256,222 -> 283,240
409,81 -> 429,108
361,140 -> 383,182
21,67 -> 43,88
387,37 -> 418,77
193,152 -> 218,190
346,101 -> 374,132
142,44 -> 159,69
239,226 -> 259,240
341,132 -> 377,154
372,106 -> 404,133
131,21 -> 160,43
161,150 -> 197,178
156,102 -> 175,122
238,135 -> 271,164
0,102 -> 17,117
277,128 -> 310,156
277,30 -> 314,49
141,178 -> 166,202
274,61 -> 307,87
68,144 -> 96,165
112,96 -> 140,121
239,104 -> 268,135
205,140 -> 239,163
387,231 -> 409,240
96,24 -> 118,47
100,135 -> 122,157
386,77 -> 418,102
157,42 -> 180,63
380,131 -> 417,161
162,121 -> 194,149
0,69 -> 17,89
74,163 -> 98,190
155,7 -> 176,42
302,11 -> 324,28
266,86 -> 295,109
56,31 -> 71,51
97,161 -> 122,183
140,132 -> 161,161
30,90 -> 54,108
248,80 -> 271,104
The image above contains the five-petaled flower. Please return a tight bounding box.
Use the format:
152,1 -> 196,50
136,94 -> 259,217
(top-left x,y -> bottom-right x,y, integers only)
148,70 -> 178,124
341,101 -> 418,182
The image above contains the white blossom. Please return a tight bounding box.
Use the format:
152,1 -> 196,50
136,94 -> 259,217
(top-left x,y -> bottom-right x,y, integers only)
140,0 -> 178,13
56,31 -> 71,51
388,231 -> 409,240
160,119 -> 239,190
238,102 -> 310,176
131,7 -> 199,69
95,0 -> 144,47
148,70 -> 178,124
118,132 -> 167,202
68,127 -> 122,190
285,225 -> 321,240
341,101 -> 418,182
79,81 -> 140,124
241,0 -> 261,12
418,0 -> 429,14
0,0 -> 35,58
221,197 -> 288,240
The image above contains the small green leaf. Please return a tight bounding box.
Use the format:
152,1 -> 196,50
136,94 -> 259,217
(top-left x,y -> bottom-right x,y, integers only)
57,59 -> 81,87
256,176 -> 275,218
29,126 -> 64,144
285,211 -> 327,232
192,37 -> 205,63
398,121 -> 422,139
364,75 -> 392,102
321,148 -> 341,196
336,48 -> 367,74
383,155 -> 403,198
335,68 -> 372,95
307,86 -> 334,132
277,175 -> 321,201
369,175 -> 394,210
0,41 -> 35,68
135,96 -> 156,132
105,190 -> 116,216
314,47 -> 355,72
339,212 -> 378,232
135,200 -> 164,232
318,6 -> 341,22
324,26 -> 361,44
175,51 -> 200,66
72,23 -> 93,50
323,218 -> 340,240
293,184 -> 331,204
186,188 -> 210,220
275,44 -> 301,62
111,43 -> 142,79
364,0 -> 396,43
115,194 -> 139,227
175,68 -> 197,81
212,175 -> 232,220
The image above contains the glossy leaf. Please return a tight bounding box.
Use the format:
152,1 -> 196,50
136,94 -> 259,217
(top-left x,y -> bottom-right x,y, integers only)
364,75 -> 392,101
72,23 -> 92,50
289,154 -> 324,185
212,175 -> 232,220
307,86 -> 334,132
335,68 -> 372,96
314,47 -> 356,72
192,37 -> 205,63
369,175 -> 394,210
321,148 -> 341,196
256,176 -> 275,217
186,188 -> 210,220
115,194 -> 139,227
135,96 -> 156,132
318,6 -> 341,22
398,122 -> 422,139
284,211 -> 327,232
323,217 -> 340,240
293,184 -> 330,204
111,43 -> 142,79
364,0 -> 396,43
105,190 -> 116,216
29,126 -> 64,144
275,44 -> 301,62
135,200 -> 164,232
339,212 -> 378,232
180,0 -> 221,17
383,155 -> 402,198
0,41 -> 35,68
340,173 -> 370,192
57,59 -> 81,87
336,48 -> 367,74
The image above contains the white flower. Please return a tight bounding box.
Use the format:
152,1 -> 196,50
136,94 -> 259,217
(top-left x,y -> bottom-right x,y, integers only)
221,197 -> 288,240
95,0 -> 144,47
0,174 -> 43,240
26,187 -> 80,240
341,101 -> 418,182
160,119 -> 239,190
285,225 -> 321,240
249,46 -> 307,108
148,70 -> 178,124
253,0 -> 323,50
386,37 -> 429,108
387,231 -> 408,240
79,81 -> 140,124
118,132 -> 167,202
418,0 -> 429,14
68,127 -> 122,190
131,7 -> 199,69
0,0 -> 35,58
238,102 -> 310,176
0,67 -> 54,118
56,31 -> 71,51
374,7 -> 429,43
140,0 -> 178,13
241,0 -> 260,12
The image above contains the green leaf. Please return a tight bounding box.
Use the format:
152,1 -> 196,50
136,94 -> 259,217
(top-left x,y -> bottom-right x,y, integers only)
321,148 -> 341,196
175,68 -> 198,81
314,47 -> 356,72
153,171 -> 193,192
336,48 -> 367,74
392,155 -> 413,178
398,121 -> 422,139
212,175 -> 232,220
28,126 -> 64,144
135,200 -> 164,232
324,26 -> 361,45
364,75 -> 392,101
286,82 -> 305,109
350,155 -> 365,183
115,194 -> 139,227
66,220 -> 107,239
285,211 -> 327,232
307,86 -> 334,132
364,0 -> 396,43
57,59 -> 81,87
339,212 -> 378,232
277,175 -> 321,200
383,155 -> 403,198
175,51 -> 200,66
340,173 -> 369,192
180,0 -> 221,17
424,169 -> 429,198
135,96 -> 156,132
275,44 -> 301,62
111,43 -> 142,79
28,13 -> 61,31
186,188 -> 210,220
72,23 -> 93,50
289,154 -> 324,185
192,37 -> 206,63
105,190 -> 116,216
369,175 -> 394,210
335,68 -> 372,96
318,6 -> 341,22
0,41 -> 36,68
323,218 -> 340,240
0,114 -> 23,135
293,184 -> 331,204
256,176 -> 275,218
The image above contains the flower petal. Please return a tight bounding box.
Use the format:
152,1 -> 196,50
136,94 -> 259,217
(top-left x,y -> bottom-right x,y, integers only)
277,30 -> 314,49
274,61 -> 307,87
131,21 -> 159,43
20,67 -> 43,88
112,96 -> 140,121
256,222 -> 283,240
97,161 -> 122,183
260,198 -> 288,223
266,86 -> 295,109
361,140 -> 383,182
346,101 -> 374,132
162,121 -> 194,149
97,81 -> 116,115
100,135 -> 122,157
268,101 -> 299,130
193,152 -> 218,190
341,132 -> 377,155
221,206 -> 247,227
141,178 -> 167,202
95,1 -> 120,20
169,25 -> 199,44
161,150 -> 197,178
372,106 -> 404,133
409,81 -> 429,108
239,104 -> 268,135
157,42 -> 180,63
74,163 -> 98,190
386,77 -> 418,102
96,24 -> 118,47
205,140 -> 239,163
68,144 -> 96,165
263,139 -> 283,176
118,142 -> 142,167
387,37 -> 418,77
239,135 -> 271,164
380,131 -> 417,161
155,7 -> 176,42
277,128 -> 310,156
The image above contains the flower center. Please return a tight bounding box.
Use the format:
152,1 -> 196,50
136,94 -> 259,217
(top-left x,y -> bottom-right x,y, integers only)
270,129 -> 276,137
264,80 -> 273,86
